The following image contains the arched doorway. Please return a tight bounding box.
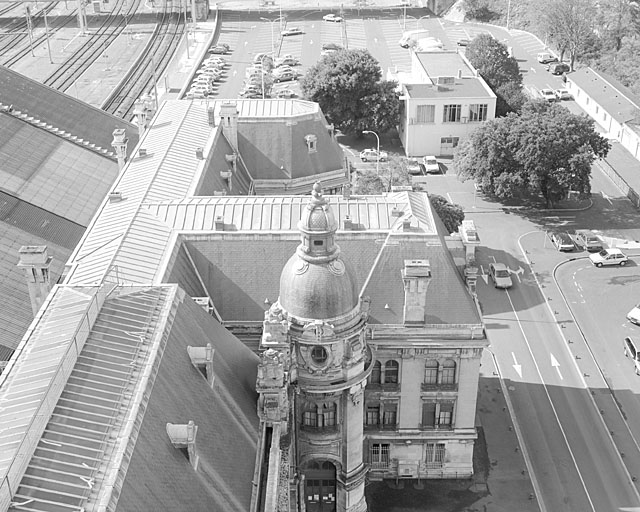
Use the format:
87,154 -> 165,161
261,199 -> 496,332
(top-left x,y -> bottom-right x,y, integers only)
304,460 -> 336,512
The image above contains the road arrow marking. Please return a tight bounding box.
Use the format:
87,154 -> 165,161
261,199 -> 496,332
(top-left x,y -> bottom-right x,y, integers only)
550,353 -> 563,380
512,352 -> 522,379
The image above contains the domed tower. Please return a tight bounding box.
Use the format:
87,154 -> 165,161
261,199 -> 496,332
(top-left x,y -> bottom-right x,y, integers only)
278,183 -> 372,512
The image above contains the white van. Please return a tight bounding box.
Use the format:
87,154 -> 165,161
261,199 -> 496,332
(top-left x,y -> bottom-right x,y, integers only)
399,29 -> 430,48
624,337 -> 640,374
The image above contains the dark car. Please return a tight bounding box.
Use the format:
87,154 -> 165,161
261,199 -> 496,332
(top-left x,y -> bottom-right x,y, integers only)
322,42 -> 343,51
548,62 -> 570,75
550,232 -> 575,252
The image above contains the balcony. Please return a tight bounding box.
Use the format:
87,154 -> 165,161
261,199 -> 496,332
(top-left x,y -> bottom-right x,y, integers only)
366,383 -> 400,392
418,424 -> 453,431
300,424 -> 340,434
364,423 -> 397,432
420,382 -> 458,392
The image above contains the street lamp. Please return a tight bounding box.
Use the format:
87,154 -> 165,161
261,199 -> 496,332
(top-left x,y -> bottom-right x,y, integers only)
362,130 -> 380,177
260,16 -> 283,56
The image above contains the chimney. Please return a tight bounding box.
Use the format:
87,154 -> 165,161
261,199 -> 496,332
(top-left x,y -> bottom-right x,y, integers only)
111,128 -> 128,170
215,216 -> 225,231
343,215 -> 353,230
402,259 -> 431,324
342,182 -> 351,200
133,99 -> 147,137
17,245 -> 53,317
457,69 -> 462,79
195,147 -> 204,160
219,101 -> 239,151
207,106 -> 216,127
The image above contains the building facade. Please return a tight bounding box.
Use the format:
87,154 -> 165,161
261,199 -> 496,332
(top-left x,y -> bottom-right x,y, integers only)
393,50 -> 496,157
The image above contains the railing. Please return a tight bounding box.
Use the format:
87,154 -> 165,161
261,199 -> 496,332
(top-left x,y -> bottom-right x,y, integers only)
366,383 -> 400,392
300,424 -> 339,434
364,423 -> 397,431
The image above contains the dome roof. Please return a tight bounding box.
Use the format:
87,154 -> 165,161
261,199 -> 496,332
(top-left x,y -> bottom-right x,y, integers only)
278,183 -> 359,320
279,253 -> 359,320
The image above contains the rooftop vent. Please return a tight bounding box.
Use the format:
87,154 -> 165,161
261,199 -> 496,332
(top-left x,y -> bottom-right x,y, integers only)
187,343 -> 215,387
108,191 -> 123,203
343,215 -> 353,230
138,148 -> 148,157
215,216 -> 225,231
437,76 -> 455,85
195,147 -> 204,160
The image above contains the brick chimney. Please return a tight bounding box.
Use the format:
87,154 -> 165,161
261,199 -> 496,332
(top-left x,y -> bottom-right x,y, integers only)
402,259 -> 431,324
219,101 -> 239,151
17,245 -> 53,317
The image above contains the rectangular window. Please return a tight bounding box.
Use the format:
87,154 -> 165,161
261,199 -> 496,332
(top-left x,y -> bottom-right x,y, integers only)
370,443 -> 390,468
304,410 -> 317,427
422,402 -> 436,427
438,402 -> 454,427
443,104 -> 462,123
416,104 -> 435,123
469,104 -> 488,122
323,403 -> 336,426
383,403 -> 397,426
426,443 -> 446,467
367,405 -> 380,425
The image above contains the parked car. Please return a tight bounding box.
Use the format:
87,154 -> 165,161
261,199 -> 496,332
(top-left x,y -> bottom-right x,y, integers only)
549,232 -> 575,251
209,44 -> 229,54
275,88 -> 296,98
274,71 -> 297,82
275,57 -> 298,67
589,248 -> 629,267
359,148 -> 388,162
281,27 -> 303,36
323,13 -> 343,22
273,65 -> 294,75
457,38 -> 470,47
422,156 -> 440,174
488,262 -> 513,289
627,304 -> 640,325
537,52 -> 558,64
555,88 -> 572,100
322,42 -> 343,51
575,230 -> 603,251
548,62 -> 570,75
406,158 -> 423,175
624,336 -> 640,374
540,88 -> 557,102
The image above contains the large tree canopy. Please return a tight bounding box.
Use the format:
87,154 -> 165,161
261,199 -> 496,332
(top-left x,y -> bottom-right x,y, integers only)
465,34 -> 522,89
428,195 -> 465,234
454,102 -> 610,207
300,49 -> 400,136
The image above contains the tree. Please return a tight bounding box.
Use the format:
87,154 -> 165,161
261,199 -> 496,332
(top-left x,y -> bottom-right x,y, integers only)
454,103 -> 610,207
300,49 -> 400,136
429,194 -> 465,234
532,0 -> 596,69
495,81 -> 528,116
353,155 -> 412,194
465,34 -> 522,90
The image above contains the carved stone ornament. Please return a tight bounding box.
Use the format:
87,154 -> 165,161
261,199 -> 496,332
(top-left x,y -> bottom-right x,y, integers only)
349,383 -> 364,405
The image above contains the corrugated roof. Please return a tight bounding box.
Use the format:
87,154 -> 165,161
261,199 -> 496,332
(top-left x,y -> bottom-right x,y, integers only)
0,66 -> 139,159
145,192 -> 437,234
568,67 -> 640,124
207,98 -> 318,119
65,101 -> 210,286
5,285 -> 177,512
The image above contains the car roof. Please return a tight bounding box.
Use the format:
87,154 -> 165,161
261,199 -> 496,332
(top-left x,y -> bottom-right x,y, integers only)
491,262 -> 508,270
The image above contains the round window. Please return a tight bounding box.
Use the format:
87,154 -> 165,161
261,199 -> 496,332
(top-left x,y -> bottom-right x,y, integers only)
311,346 -> 328,365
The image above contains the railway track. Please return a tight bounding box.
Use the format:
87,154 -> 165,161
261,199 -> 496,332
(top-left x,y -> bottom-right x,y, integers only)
42,0 -> 142,92
102,8 -> 184,120
0,3 -> 73,66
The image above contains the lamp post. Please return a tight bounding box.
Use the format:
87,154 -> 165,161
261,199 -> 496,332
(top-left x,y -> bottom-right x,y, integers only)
363,130 -> 380,177
260,16 -> 283,56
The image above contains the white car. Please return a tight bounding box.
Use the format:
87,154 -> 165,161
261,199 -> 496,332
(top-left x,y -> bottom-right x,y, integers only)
323,13 -> 343,22
281,27 -> 303,36
589,248 -> 629,267
275,88 -> 296,98
628,304 -> 640,325
422,156 -> 440,174
540,88 -> 557,102
489,262 -> 513,289
359,148 -> 388,162
555,88 -> 572,100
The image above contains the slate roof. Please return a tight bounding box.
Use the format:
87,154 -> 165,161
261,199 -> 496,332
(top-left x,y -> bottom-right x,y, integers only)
0,65 -> 138,159
117,293 -> 259,512
207,99 -> 344,181
568,67 -> 640,125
